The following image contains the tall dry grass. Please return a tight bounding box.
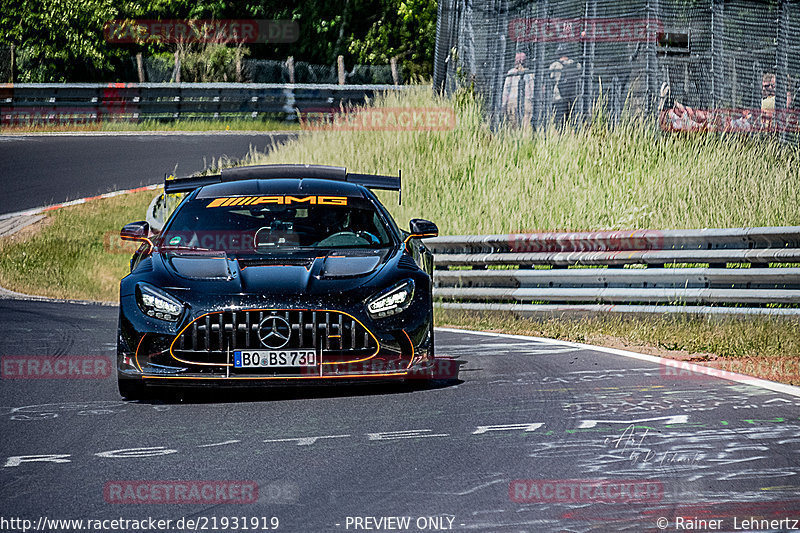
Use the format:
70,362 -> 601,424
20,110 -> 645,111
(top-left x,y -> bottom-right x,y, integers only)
248,86 -> 800,234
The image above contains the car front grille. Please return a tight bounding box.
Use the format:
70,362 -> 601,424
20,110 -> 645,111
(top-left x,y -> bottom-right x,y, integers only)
171,309 -> 377,365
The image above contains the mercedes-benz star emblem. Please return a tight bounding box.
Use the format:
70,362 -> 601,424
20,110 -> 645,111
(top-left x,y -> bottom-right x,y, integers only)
258,316 -> 292,349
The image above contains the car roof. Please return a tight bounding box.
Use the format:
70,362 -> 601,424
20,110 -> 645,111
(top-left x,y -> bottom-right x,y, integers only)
195,178 -> 367,199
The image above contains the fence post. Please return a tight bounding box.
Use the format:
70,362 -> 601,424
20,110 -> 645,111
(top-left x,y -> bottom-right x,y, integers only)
645,0 -> 652,114
235,49 -> 243,82
710,0 -> 724,109
432,0 -> 449,93
534,0 -> 548,126
649,0 -> 661,115
287,56 -> 295,83
136,53 -> 145,83
337,55 -> 346,85
585,0 -> 598,119
776,0 -> 789,143
390,57 -> 399,85
489,0 -> 506,131
9,44 -> 15,83
173,51 -> 181,83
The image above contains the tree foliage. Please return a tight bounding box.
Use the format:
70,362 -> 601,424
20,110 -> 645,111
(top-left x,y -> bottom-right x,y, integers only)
0,0 -> 437,82
348,0 -> 438,79
1,0 -> 121,81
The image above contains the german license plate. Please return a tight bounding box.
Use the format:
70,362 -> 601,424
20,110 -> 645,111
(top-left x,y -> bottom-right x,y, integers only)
233,350 -> 317,368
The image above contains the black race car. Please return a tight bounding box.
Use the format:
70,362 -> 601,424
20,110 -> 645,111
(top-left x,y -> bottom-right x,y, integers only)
117,164 -> 438,399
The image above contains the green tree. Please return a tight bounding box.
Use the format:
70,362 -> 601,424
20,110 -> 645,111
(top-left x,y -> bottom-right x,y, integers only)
236,0 -> 437,77
348,0 -> 437,79
1,0 -> 121,81
0,0 -> 233,81
0,0 -> 439,81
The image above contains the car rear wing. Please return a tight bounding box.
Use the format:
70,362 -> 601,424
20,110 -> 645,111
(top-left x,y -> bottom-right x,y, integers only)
164,164 -> 402,202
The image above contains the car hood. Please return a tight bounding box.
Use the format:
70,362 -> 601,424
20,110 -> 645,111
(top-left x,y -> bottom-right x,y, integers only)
155,249 -> 392,296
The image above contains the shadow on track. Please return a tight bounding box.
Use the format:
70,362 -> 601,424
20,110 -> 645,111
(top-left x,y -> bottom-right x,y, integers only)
131,359 -> 467,405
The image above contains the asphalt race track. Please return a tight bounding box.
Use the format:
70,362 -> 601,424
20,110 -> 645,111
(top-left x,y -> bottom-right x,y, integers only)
0,133 -> 295,215
1,299 -> 799,532
1,134 -> 799,532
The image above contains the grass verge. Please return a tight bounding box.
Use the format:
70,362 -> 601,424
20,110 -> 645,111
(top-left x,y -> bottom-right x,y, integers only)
436,308 -> 800,385
0,190 -> 154,302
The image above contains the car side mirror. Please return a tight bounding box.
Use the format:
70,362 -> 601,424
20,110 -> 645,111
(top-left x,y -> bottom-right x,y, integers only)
121,221 -> 150,242
408,219 -> 438,239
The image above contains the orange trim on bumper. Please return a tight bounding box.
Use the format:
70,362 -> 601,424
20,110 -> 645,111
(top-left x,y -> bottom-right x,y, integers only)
143,371 -> 409,381
134,334 -> 146,372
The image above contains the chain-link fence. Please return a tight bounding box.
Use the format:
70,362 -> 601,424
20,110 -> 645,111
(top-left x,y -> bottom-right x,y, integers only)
434,0 -> 800,142
245,59 -> 400,84
134,56 -> 402,84
140,55 -> 176,82
4,47 -> 402,85
246,59 -> 336,83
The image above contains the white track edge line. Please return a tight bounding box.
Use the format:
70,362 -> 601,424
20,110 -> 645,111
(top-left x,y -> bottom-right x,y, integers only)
0,184 -> 163,220
0,130 -> 300,137
435,326 -> 800,398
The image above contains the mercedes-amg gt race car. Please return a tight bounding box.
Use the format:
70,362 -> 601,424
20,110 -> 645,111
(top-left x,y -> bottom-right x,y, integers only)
117,164 -> 438,399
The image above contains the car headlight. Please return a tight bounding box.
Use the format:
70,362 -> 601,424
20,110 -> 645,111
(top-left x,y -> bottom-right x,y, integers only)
136,283 -> 184,321
366,280 -> 415,318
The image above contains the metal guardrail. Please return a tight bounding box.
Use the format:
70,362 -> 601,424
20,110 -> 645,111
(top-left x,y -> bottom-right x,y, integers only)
0,83 -> 410,124
428,227 -> 800,253
430,227 -> 800,317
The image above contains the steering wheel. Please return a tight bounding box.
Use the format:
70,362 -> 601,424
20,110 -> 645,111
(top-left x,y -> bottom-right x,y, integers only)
355,231 -> 380,245
316,231 -> 370,247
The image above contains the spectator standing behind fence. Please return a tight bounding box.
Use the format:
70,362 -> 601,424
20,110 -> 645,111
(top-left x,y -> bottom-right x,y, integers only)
502,52 -> 534,127
548,54 -> 581,125
761,73 -> 777,113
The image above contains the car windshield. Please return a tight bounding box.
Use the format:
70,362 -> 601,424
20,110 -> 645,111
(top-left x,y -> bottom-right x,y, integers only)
159,194 -> 393,253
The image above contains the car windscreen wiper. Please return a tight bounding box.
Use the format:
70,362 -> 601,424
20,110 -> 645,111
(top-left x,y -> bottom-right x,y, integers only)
158,245 -> 216,252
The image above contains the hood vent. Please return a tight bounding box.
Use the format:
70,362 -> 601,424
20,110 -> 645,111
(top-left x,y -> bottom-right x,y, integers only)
320,256 -> 381,278
169,256 -> 230,279
238,257 -> 314,269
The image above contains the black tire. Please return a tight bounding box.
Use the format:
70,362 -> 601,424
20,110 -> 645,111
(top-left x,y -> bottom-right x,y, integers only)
118,377 -> 147,400
418,322 -> 436,382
